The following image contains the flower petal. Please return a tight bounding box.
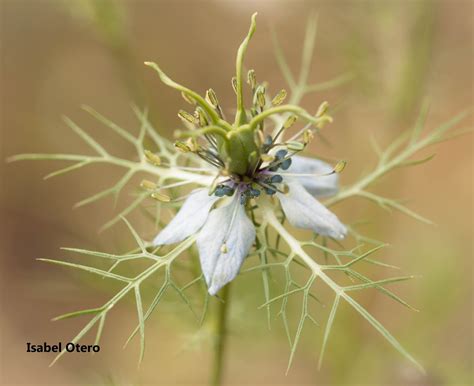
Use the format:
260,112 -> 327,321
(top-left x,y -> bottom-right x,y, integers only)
287,155 -> 339,197
197,197 -> 256,295
153,189 -> 219,246
278,181 -> 347,239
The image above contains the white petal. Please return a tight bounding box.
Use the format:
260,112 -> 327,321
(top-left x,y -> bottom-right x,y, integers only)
287,155 -> 339,197
197,197 -> 256,295
278,182 -> 347,239
153,189 -> 219,245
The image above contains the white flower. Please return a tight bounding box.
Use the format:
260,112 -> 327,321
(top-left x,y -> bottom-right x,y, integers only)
154,155 -> 346,295
145,32 -> 347,295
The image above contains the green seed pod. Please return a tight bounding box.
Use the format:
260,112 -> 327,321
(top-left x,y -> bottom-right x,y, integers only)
222,127 -> 259,175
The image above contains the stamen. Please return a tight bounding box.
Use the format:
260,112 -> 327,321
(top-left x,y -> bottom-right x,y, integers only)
286,141 -> 305,151
247,69 -> 257,91
260,154 -> 275,163
231,77 -> 238,94
195,107 -> 209,127
271,89 -> 287,106
271,160 -> 347,178
316,101 -> 329,117
140,179 -> 157,190
283,115 -> 298,129
270,115 -> 297,146
174,141 -> 191,153
181,92 -> 195,105
151,191 -> 171,202
144,150 -> 161,166
254,180 -> 284,194
160,163 -> 216,173
178,110 -> 196,125
255,85 -> 266,109
205,89 -> 225,119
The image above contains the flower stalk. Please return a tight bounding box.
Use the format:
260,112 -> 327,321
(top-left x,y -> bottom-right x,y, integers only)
211,283 -> 232,386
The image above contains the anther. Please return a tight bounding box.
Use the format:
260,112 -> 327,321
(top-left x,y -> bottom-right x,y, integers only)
151,192 -> 171,202
255,85 -> 266,109
144,150 -> 161,166
247,69 -> 257,90
275,149 -> 288,159
260,154 -> 275,163
303,129 -> 314,144
140,179 -> 157,190
270,175 -> 283,183
174,141 -> 191,153
283,115 -> 297,129
286,141 -> 305,151
334,160 -> 347,174
231,77 -> 238,94
195,107 -> 208,127
271,89 -> 287,106
178,110 -> 195,125
205,89 -> 219,108
181,92 -> 195,105
316,101 -> 329,118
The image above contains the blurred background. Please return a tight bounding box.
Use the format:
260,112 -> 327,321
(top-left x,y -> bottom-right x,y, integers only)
1,0 -> 472,385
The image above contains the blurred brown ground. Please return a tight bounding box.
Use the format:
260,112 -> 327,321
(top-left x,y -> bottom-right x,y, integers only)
0,0 -> 473,385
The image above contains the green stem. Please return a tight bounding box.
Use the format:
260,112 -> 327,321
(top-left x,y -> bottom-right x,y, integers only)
211,284 -> 232,386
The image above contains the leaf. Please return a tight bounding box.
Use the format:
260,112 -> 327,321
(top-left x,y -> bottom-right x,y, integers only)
342,294 -> 424,372
52,307 -> 104,321
134,285 -> 145,365
318,294 -> 340,369
38,258 -> 130,282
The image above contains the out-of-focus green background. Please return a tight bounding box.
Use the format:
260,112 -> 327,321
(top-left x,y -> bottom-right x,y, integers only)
1,1 -> 472,385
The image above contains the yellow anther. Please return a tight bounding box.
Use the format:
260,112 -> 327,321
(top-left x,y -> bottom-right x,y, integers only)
178,110 -> 195,124
205,89 -> 219,108
287,141 -> 305,151
283,115 -> 297,129
247,69 -> 257,89
260,154 -> 275,163
334,160 -> 347,174
151,192 -> 171,202
181,92 -> 195,105
140,179 -> 157,190
174,141 -> 191,153
231,77 -> 238,94
255,86 -> 266,108
316,101 -> 329,118
303,129 -> 314,144
144,150 -> 161,166
271,89 -> 287,106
